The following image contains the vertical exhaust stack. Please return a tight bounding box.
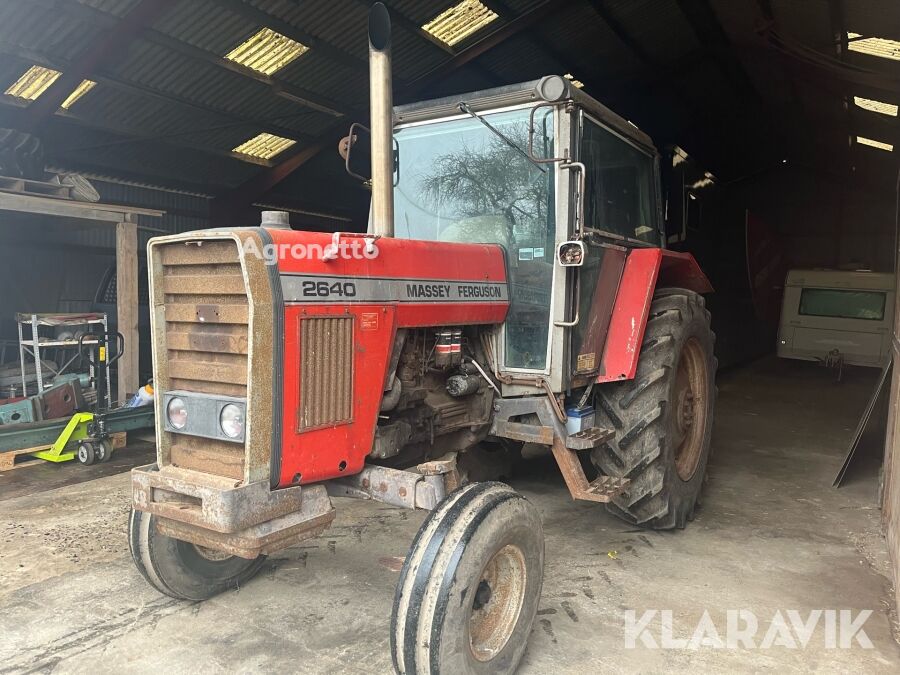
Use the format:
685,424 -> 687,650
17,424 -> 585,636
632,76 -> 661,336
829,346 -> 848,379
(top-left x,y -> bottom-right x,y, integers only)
369,2 -> 394,238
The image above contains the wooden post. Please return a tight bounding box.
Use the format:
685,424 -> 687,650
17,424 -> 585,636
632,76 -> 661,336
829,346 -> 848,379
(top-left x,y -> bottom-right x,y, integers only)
116,217 -> 139,405
882,223 -> 900,616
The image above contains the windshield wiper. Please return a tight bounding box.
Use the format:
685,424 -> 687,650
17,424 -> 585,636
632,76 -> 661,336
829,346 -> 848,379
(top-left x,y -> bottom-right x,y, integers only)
457,101 -> 547,173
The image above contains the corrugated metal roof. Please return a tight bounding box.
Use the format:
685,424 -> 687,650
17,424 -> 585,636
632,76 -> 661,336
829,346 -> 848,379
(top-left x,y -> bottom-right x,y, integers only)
248,0 -> 370,60
0,0 -> 888,199
421,0 -> 499,47
604,0 -> 701,64
78,0 -> 143,18
155,0 -> 257,54
0,1 -> 107,61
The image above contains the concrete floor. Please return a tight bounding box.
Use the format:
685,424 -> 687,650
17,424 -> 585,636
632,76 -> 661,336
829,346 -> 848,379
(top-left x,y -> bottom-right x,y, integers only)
2,357 -> 899,673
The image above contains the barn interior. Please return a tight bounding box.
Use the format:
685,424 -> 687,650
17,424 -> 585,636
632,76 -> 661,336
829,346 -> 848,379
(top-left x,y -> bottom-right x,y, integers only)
0,0 -> 899,671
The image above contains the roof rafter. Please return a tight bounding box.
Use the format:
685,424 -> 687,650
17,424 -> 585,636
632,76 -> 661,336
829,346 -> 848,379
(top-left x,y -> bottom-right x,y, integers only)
47,158 -> 225,196
211,0 -> 373,73
362,0 -> 503,85
0,42 -> 316,146
676,0 -> 765,108
583,0 -> 656,66
478,0 -> 591,86
15,0 -> 180,134
214,0 -> 567,215
16,0 -> 350,118
406,0 -> 566,92
0,100 -> 275,167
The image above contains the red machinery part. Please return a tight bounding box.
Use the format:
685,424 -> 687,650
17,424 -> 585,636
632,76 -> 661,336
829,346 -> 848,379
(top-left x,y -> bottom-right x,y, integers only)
597,248 -> 712,383
266,229 -> 509,486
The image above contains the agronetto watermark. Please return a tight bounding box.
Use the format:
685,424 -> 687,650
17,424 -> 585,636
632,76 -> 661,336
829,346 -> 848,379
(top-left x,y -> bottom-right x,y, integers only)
622,609 -> 874,650
242,236 -> 380,265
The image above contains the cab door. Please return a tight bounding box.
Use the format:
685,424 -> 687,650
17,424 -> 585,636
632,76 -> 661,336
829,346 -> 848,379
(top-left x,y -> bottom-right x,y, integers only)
567,113 -> 663,383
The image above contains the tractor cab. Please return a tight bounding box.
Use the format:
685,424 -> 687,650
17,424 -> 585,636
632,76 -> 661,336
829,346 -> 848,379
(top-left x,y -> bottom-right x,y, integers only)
355,75 -> 667,392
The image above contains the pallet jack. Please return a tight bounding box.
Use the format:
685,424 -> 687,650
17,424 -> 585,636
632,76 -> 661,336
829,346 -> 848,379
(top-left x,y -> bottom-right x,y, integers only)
4,329 -> 141,467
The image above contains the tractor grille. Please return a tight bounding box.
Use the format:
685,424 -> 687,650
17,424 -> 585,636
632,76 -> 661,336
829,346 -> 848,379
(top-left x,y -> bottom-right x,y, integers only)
158,240 -> 248,480
299,316 -> 353,430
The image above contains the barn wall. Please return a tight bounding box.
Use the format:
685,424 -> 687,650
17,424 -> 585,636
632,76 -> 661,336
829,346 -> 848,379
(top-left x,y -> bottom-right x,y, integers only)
0,180 -> 209,354
673,163 -> 896,370
884,317 -> 900,614
733,164 -> 895,273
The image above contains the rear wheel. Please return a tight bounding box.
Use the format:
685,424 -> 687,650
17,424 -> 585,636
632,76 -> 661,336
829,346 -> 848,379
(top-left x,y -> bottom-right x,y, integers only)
391,482 -> 544,674
591,288 -> 716,529
95,438 -> 114,463
128,508 -> 266,601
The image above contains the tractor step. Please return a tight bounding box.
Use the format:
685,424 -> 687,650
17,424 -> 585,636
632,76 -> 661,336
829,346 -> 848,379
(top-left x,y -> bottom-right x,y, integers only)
565,426 -> 615,450
584,475 -> 630,500
551,436 -> 629,503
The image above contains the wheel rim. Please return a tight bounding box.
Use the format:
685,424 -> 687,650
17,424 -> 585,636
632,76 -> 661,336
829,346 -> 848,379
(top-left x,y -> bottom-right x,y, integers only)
673,337 -> 709,481
468,544 -> 527,662
192,544 -> 233,562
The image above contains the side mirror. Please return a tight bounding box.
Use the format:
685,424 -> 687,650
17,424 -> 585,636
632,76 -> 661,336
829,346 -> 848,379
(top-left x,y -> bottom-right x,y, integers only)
557,241 -> 586,267
340,122 -> 372,182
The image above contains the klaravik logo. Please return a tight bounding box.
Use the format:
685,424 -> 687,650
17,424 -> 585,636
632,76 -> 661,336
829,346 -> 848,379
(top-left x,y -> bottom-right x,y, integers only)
622,609 -> 873,650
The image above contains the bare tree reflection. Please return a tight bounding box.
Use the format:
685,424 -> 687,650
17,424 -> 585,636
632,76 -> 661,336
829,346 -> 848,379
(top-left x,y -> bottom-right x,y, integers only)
417,124 -> 549,247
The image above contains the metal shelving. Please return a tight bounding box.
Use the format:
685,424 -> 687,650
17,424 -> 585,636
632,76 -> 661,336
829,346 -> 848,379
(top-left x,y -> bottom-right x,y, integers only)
17,313 -> 111,402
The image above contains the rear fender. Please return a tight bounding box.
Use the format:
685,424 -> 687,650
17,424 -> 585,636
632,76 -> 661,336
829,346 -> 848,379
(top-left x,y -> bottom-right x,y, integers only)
596,249 -> 712,383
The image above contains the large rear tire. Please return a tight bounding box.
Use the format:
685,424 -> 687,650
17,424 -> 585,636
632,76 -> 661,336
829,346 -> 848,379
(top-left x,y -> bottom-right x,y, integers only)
591,288 -> 716,529
128,508 -> 266,601
391,482 -> 544,674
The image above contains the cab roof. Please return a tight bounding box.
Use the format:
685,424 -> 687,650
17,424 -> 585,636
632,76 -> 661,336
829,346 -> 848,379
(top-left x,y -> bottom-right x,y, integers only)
394,75 -> 656,155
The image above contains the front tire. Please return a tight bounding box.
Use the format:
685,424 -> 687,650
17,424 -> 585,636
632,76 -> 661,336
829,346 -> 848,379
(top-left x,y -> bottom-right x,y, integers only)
128,508 -> 266,601
591,288 -> 717,529
76,442 -> 96,465
391,482 -> 544,675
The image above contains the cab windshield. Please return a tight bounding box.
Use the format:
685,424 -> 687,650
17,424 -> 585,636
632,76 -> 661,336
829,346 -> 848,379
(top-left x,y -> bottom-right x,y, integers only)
393,107 -> 555,370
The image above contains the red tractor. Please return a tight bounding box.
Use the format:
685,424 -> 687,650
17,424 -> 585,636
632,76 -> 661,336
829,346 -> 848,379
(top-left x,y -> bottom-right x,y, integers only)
128,4 -> 715,673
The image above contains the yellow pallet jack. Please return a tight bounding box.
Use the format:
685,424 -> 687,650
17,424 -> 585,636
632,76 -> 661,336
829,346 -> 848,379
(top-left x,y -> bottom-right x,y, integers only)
30,411 -> 113,464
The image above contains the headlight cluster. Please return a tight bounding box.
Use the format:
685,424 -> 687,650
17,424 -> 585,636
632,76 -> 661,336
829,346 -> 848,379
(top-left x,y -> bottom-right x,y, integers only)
219,403 -> 244,439
163,392 -> 247,443
166,397 -> 188,429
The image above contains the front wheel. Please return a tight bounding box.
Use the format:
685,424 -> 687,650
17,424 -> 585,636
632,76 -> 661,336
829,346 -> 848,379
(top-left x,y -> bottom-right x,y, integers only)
128,508 -> 266,601
76,441 -> 96,465
391,482 -> 544,675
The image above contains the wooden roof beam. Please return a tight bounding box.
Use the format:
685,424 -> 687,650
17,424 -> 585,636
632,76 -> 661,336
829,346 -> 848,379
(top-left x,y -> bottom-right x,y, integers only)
213,0 -> 566,215
0,42 -> 315,146
405,0 -> 567,93
15,0 -> 180,134
16,0 -> 350,118
584,0 -> 655,66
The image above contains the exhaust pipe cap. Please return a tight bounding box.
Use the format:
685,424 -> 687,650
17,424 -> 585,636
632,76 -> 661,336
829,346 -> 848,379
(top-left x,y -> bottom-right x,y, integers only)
369,2 -> 391,50
260,210 -> 291,228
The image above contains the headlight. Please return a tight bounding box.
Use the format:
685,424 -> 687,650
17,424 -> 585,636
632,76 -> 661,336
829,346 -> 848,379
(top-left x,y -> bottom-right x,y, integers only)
219,403 -> 244,439
166,397 -> 187,429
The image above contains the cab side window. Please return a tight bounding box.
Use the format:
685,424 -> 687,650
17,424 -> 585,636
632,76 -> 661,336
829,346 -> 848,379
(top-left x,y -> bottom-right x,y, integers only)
581,117 -> 659,244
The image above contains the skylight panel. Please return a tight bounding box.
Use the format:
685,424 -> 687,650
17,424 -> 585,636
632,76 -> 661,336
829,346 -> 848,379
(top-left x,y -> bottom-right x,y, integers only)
61,80 -> 97,109
5,66 -> 96,109
856,136 -> 893,152
847,32 -> 900,61
225,28 -> 309,75
853,96 -> 898,117
233,132 -> 296,160
422,0 -> 499,47
5,65 -> 61,100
